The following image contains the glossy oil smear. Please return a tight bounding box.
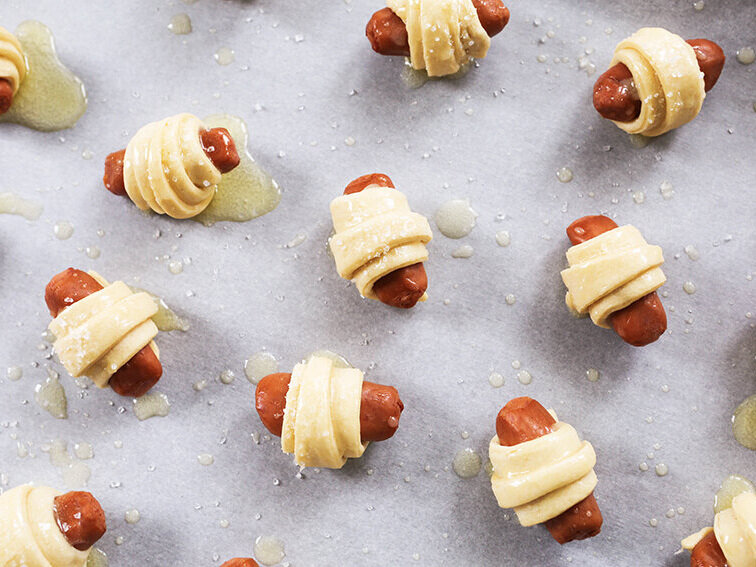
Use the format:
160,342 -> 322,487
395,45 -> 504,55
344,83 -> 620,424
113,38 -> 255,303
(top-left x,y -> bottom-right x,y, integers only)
193,114 -> 281,226
0,21 -> 87,131
133,392 -> 171,421
244,351 -> 278,384
34,368 -> 67,419
129,286 -> 189,332
0,193 -> 43,220
86,549 -> 108,567
714,474 -> 755,513
452,448 -> 482,478
435,199 -> 478,239
254,536 -> 285,566
732,394 -> 756,450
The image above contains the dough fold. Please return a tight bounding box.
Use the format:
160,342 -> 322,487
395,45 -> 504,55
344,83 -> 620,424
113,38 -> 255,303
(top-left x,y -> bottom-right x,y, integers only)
329,185 -> 432,301
0,485 -> 90,567
49,271 -> 159,388
561,225 -> 665,328
123,113 -> 221,218
682,493 -> 756,567
281,355 -> 367,469
610,27 -> 705,136
489,419 -> 598,526
0,26 -> 26,94
386,0 -> 490,76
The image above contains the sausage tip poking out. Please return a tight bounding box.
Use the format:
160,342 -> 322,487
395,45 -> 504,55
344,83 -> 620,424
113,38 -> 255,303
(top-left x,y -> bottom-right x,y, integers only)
220,559 -> 260,567
200,127 -> 240,174
53,491 -> 107,551
103,150 -> 127,196
690,530 -> 728,567
0,78 -> 14,115
687,39 -> 725,92
255,372 -> 404,443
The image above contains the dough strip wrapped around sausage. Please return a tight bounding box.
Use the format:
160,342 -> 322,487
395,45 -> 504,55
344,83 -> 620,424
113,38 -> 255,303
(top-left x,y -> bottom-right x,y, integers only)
0,26 -> 26,94
281,356 -> 367,469
682,492 -> 756,567
0,485 -> 90,567
561,225 -> 665,328
123,113 -> 222,218
49,271 -> 159,388
489,412 -> 598,527
386,0 -> 490,76
329,185 -> 432,302
609,27 -> 705,136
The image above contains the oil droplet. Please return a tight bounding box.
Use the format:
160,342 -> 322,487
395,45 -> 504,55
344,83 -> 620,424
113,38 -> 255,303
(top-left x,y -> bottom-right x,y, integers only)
53,220 -> 74,239
714,474 -> 755,513
517,370 -> 532,385
124,509 -> 141,524
585,368 -> 600,382
74,442 -> 93,460
168,260 -> 183,274
556,167 -> 573,183
133,392 -> 170,421
214,47 -> 235,65
505,294 -> 516,305
0,21 -> 87,131
629,134 -> 650,148
434,199 -> 478,239
219,519 -> 230,528
168,13 -> 192,35
86,548 -> 108,567
683,281 -> 696,295
452,448 -> 482,478
451,244 -> 474,258
244,352 -> 278,384
684,245 -> 700,260
43,439 -> 91,488
85,246 -> 100,259
632,191 -> 645,204
254,535 -> 286,566
0,193 -> 43,220
35,370 -> 67,419
197,453 -> 214,466
495,230 -> 511,247
488,372 -> 504,388
655,463 -> 669,477
194,114 -> 281,226
306,350 -> 351,368
693,0 -> 705,10
732,394 -> 756,450
218,369 -> 235,384
649,518 -> 658,527
660,180 -> 675,200
639,462 -> 649,472
128,287 -> 189,332
736,47 -> 755,65
7,365 -> 23,381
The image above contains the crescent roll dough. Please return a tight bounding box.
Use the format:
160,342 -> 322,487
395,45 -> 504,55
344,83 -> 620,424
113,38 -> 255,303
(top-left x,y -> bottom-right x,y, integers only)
386,0 -> 490,77
489,414 -> 598,526
49,271 -> 159,388
123,113 -> 222,219
561,225 -> 665,328
329,185 -> 432,302
281,355 -> 367,469
681,493 -> 756,567
610,27 -> 705,136
0,485 -> 90,567
0,26 -> 26,95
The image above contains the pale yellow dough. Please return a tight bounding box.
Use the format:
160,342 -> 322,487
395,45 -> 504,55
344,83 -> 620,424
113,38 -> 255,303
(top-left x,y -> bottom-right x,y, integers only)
561,225 -> 665,328
123,113 -> 222,219
0,26 -> 26,95
281,355 -> 367,469
386,0 -> 490,77
682,493 -> 756,567
329,185 -> 432,302
609,27 -> 705,136
0,485 -> 90,567
49,271 -> 159,389
489,416 -> 598,526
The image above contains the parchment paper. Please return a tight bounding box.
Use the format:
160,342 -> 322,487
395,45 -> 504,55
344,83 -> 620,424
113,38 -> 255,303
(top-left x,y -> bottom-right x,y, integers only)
0,0 -> 754,565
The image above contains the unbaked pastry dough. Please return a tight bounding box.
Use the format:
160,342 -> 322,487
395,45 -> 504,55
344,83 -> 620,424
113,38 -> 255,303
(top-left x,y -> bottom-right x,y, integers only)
609,27 -> 705,136
681,492 -> 756,567
123,113 -> 222,219
386,0 -> 490,77
49,271 -> 159,388
561,225 -> 665,328
330,185 -> 432,302
0,26 -> 26,95
281,355 -> 367,469
489,412 -> 598,526
0,485 -> 90,567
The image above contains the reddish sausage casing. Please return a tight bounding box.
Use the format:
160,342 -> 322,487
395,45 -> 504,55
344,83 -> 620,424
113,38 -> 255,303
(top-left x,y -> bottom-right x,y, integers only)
53,491 -> 107,551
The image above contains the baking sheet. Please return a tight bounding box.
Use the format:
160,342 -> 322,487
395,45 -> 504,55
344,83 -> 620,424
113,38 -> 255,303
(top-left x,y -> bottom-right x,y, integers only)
0,0 -> 754,565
